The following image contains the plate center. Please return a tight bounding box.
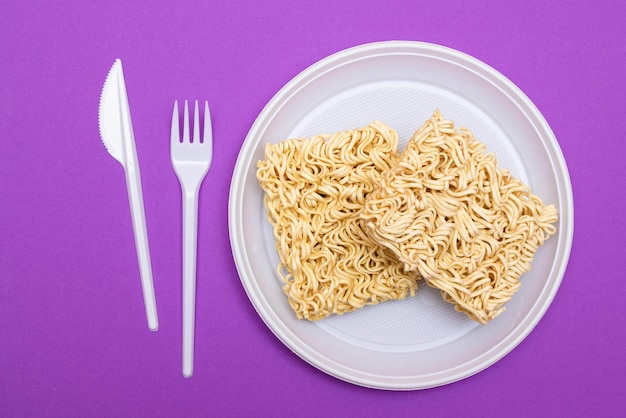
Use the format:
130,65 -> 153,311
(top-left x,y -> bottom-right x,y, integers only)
317,281 -> 477,351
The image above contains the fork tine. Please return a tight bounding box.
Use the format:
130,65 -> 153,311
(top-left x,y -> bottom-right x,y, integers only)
193,100 -> 200,144
203,101 -> 212,143
204,101 -> 213,164
183,100 -> 190,144
171,100 -> 179,144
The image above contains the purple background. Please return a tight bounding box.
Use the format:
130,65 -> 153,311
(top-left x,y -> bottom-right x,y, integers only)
1,0 -> 624,416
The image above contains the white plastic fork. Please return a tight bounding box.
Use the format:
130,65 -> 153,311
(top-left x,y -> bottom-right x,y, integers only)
170,100 -> 213,378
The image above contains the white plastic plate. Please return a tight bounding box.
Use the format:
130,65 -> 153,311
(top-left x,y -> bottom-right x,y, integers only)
228,41 -> 573,390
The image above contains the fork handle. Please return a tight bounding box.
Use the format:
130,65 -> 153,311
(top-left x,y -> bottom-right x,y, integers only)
182,189 -> 200,378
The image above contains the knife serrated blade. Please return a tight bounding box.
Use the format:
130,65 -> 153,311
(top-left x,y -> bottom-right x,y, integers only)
98,59 -> 158,331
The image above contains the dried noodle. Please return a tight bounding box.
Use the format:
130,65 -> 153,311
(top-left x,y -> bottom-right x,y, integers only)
257,122 -> 419,320
361,111 -> 558,324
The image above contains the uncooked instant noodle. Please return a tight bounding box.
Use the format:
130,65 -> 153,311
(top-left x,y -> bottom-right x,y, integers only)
361,111 -> 558,324
257,122 -> 419,320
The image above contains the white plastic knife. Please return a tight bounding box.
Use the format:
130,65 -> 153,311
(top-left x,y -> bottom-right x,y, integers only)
98,59 -> 158,331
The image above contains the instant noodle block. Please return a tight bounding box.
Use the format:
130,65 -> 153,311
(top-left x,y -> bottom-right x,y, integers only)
256,122 -> 419,320
361,111 -> 558,324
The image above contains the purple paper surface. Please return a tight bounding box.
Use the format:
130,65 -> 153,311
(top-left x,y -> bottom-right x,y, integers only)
1,0 -> 624,416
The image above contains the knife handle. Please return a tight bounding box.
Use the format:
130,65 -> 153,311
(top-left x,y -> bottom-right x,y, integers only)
124,157 -> 159,332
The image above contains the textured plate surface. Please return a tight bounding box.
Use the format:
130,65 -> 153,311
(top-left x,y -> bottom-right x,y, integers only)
228,41 -> 573,390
